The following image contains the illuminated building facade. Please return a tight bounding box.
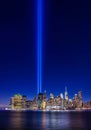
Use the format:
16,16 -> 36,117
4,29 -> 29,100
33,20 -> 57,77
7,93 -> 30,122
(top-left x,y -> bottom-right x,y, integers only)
32,97 -> 38,110
37,91 -> 47,109
65,87 -> 69,101
22,95 -> 27,109
72,91 -> 83,109
10,94 -> 22,110
10,89 -> 85,110
42,101 -> 46,109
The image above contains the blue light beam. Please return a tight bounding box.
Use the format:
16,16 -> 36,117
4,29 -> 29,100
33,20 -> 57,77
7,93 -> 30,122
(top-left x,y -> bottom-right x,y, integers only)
37,0 -> 42,94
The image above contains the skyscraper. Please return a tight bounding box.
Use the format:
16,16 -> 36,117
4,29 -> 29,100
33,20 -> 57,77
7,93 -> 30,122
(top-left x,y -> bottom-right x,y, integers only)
22,95 -> 27,109
65,87 -> 69,101
10,94 -> 22,110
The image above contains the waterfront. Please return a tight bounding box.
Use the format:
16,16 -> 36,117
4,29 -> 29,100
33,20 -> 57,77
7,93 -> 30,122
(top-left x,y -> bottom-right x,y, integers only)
0,111 -> 91,130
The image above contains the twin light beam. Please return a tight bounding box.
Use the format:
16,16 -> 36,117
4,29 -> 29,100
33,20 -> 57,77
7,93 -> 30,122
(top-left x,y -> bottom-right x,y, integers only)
37,0 -> 42,94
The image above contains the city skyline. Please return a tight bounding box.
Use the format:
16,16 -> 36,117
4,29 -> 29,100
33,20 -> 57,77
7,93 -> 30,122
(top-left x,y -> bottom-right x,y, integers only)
0,0 -> 91,104
10,89 -> 83,111
0,87 -> 90,105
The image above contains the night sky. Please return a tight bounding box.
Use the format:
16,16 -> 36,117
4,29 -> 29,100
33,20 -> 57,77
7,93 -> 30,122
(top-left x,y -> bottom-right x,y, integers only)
0,0 -> 91,104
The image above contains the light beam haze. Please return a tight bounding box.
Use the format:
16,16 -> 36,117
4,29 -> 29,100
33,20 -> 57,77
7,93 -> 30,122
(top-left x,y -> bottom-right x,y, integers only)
37,0 -> 42,94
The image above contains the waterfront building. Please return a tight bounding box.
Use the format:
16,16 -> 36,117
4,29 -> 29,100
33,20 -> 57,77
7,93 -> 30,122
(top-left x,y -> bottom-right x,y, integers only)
32,97 -> 38,110
26,100 -> 33,109
37,91 -> 47,109
72,91 -> 83,109
60,93 -> 64,109
47,95 -> 54,108
22,95 -> 27,109
9,90 -> 85,111
83,101 -> 91,108
42,100 -> 46,109
10,94 -> 22,110
38,93 -> 43,109
78,91 -> 83,108
68,99 -> 73,109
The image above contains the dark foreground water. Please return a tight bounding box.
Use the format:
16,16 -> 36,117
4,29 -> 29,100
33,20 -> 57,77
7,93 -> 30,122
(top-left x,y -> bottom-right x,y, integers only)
0,111 -> 91,130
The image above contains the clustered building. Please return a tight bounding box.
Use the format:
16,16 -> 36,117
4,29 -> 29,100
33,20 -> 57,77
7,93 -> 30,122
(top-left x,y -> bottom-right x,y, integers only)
83,101 -> 91,109
10,88 -> 85,110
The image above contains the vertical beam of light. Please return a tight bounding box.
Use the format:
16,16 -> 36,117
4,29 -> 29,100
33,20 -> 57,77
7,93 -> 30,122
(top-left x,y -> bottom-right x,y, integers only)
37,0 -> 42,94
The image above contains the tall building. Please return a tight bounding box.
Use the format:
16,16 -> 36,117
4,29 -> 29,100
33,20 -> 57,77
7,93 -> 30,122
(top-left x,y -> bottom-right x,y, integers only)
10,94 -> 22,110
38,93 -> 43,109
60,93 -> 64,108
43,90 -> 47,101
32,97 -> 38,110
60,93 -> 64,99
73,91 -> 83,109
50,93 -> 54,99
37,91 -> 47,109
78,91 -> 83,108
65,87 -> 69,101
78,91 -> 82,100
22,95 -> 27,109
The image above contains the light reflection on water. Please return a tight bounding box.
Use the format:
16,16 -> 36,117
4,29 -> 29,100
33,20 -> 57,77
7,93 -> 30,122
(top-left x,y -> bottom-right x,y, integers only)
0,111 -> 91,130
10,111 -> 25,129
41,112 -> 70,130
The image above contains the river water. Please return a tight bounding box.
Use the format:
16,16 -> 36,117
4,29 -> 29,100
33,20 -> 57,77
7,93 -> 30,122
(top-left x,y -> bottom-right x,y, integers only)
0,110 -> 91,130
